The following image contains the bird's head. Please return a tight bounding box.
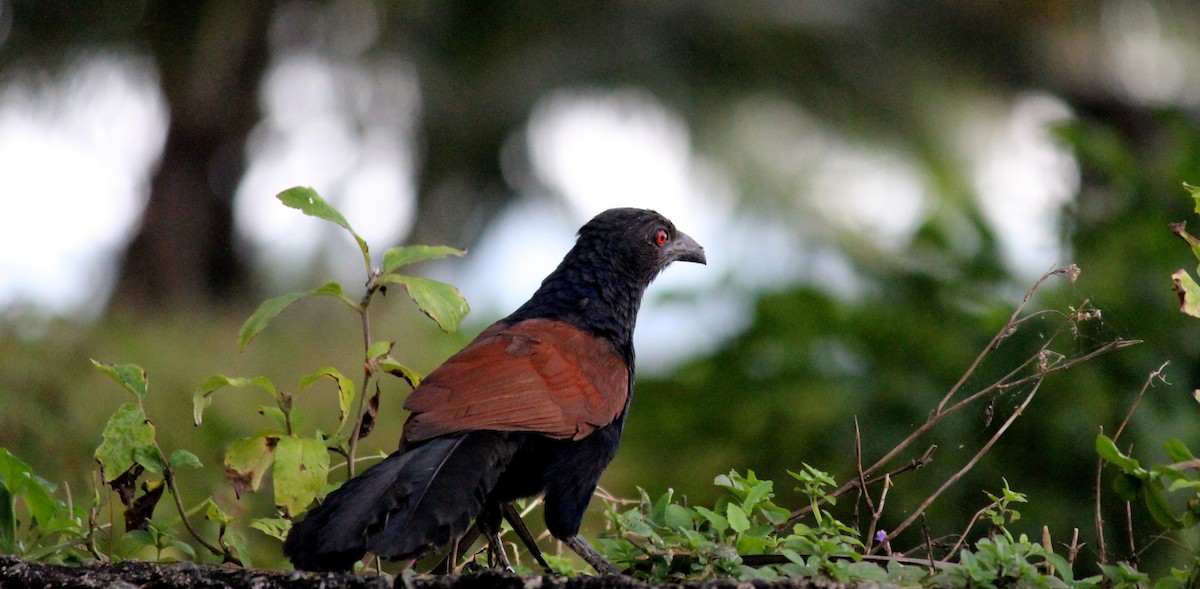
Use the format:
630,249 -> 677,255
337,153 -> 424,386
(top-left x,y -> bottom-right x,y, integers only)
511,207 -> 705,345
574,208 -> 706,284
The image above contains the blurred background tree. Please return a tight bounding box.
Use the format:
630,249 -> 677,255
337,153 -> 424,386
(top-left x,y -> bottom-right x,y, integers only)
1,0 -> 1199,575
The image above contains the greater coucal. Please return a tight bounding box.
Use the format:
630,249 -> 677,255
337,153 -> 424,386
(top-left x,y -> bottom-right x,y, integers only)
283,208 -> 706,574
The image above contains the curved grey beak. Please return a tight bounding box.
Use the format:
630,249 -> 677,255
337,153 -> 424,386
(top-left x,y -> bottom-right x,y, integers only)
667,230 -> 706,265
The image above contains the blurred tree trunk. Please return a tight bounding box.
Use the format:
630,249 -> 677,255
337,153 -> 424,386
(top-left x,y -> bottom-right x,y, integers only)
109,0 -> 275,312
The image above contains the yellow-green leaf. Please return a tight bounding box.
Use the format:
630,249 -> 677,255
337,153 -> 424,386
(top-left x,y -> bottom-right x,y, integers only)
382,274 -> 470,332
192,375 -> 277,426
224,435 -> 277,497
381,245 -> 466,276
273,436 -> 329,517
726,503 -> 750,534
1171,269 -> 1200,318
91,360 -> 149,399
299,367 -> 356,426
277,187 -> 371,273
379,356 -> 422,388
366,340 -> 393,361
1184,182 -> 1200,213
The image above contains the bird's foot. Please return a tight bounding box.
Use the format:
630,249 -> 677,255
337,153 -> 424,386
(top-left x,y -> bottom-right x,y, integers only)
486,532 -> 515,572
564,535 -> 621,575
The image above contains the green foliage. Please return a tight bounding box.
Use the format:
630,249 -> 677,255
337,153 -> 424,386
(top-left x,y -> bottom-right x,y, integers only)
599,467 -> 876,582
936,535 -> 1097,589
1096,434 -> 1200,531
0,187 -> 473,569
0,449 -> 86,562
598,468 -> 1123,587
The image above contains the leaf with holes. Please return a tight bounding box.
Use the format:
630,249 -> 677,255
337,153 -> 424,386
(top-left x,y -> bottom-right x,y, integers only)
277,186 -> 371,273
224,435 -> 277,498
273,436 -> 329,516
94,403 -> 157,483
1172,269 -> 1200,318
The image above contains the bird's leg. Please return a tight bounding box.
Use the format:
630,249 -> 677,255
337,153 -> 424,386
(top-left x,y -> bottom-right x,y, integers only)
563,535 -> 620,575
501,503 -> 553,573
485,530 -> 514,571
432,524 -> 480,573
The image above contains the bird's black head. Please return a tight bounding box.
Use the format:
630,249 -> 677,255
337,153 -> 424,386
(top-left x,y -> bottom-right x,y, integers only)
574,208 -> 707,282
509,208 -> 706,355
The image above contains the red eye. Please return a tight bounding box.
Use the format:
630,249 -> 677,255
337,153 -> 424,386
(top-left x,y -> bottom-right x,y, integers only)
655,229 -> 669,246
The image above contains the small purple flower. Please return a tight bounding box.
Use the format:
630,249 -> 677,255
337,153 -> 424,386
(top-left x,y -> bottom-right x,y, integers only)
874,530 -> 888,543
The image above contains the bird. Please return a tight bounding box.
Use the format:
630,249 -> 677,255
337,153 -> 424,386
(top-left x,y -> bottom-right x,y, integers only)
282,207 -> 706,574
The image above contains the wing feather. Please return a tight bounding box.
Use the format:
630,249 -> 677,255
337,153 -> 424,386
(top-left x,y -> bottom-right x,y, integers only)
402,319 -> 629,443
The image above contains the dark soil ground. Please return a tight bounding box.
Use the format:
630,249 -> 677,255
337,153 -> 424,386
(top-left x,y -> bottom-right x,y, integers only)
0,556 -> 854,589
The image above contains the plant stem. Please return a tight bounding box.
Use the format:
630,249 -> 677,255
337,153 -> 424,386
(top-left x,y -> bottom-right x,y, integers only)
157,446 -> 236,564
346,277 -> 379,478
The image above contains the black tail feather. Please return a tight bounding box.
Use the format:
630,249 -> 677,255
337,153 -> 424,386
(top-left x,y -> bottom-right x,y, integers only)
283,432 -> 521,571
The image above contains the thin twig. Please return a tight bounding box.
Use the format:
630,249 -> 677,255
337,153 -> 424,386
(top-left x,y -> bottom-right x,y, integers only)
1094,428 -> 1108,566
945,497 -> 1003,561
780,337 -> 1135,530
1125,497 -> 1136,566
855,417 -> 879,553
346,280 -> 377,478
1094,362 -> 1167,565
1063,528 -> 1082,567
921,514 -> 937,573
935,266 -> 1075,415
875,374 -> 1047,548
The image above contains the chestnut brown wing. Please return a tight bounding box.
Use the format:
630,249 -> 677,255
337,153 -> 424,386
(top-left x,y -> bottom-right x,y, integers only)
402,318 -> 630,444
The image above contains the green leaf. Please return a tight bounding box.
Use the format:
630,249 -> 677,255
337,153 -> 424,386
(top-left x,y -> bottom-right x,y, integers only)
381,245 -> 466,276
741,478 -> 773,513
169,449 -> 202,470
238,282 -> 360,350
1144,485 -> 1183,529
366,340 -> 392,361
664,504 -> 693,530
381,274 -> 470,332
299,367 -> 356,425
222,528 -> 252,567
204,498 -> 234,525
90,360 -> 149,399
0,480 -> 12,553
378,356 -> 422,388
192,375 -> 278,426
1163,439 -> 1196,463
273,436 -> 329,517
1096,434 -> 1141,471
1184,182 -> 1200,214
94,403 -> 157,483
277,186 -> 371,273
258,406 -> 289,434
727,503 -> 750,534
0,448 -> 59,530
1112,473 -> 1141,502
133,444 -> 165,475
1171,270 -> 1200,318
224,435 -> 277,497
249,517 -> 292,542
693,505 -> 728,534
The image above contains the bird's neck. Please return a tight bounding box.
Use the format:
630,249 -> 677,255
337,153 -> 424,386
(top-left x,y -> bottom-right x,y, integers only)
508,258 -> 646,362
